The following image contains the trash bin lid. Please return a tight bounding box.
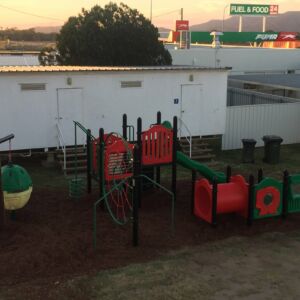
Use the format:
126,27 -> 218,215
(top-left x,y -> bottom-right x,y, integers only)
262,135 -> 283,143
242,138 -> 257,145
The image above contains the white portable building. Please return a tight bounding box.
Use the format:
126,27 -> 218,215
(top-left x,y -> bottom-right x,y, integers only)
0,66 -> 229,151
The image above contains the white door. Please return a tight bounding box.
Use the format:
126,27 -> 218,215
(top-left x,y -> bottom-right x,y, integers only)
181,84 -> 203,136
57,88 -> 84,145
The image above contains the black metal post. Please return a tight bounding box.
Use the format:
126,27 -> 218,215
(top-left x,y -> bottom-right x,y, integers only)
247,174 -> 255,226
172,116 -> 177,202
132,145 -> 140,247
156,111 -> 161,184
87,129 -> 92,194
0,157 -> 4,230
211,178 -> 218,227
99,128 -> 104,199
191,170 -> 196,215
122,114 -> 127,141
226,165 -> 232,183
137,118 -> 142,208
282,170 -> 289,219
257,168 -> 263,183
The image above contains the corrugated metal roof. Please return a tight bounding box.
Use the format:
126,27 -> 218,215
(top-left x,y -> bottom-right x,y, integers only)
229,74 -> 300,91
0,55 -> 39,66
0,65 -> 230,73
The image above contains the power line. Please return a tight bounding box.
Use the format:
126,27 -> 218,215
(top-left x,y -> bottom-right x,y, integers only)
0,4 -> 64,22
153,9 -> 181,19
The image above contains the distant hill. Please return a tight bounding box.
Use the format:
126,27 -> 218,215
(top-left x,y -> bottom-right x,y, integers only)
35,25 -> 171,35
190,11 -> 300,32
34,26 -> 61,34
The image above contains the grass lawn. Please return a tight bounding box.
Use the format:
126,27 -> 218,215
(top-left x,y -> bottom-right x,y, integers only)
1,144 -> 300,299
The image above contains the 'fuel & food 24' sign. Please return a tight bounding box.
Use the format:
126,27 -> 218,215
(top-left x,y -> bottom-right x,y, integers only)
230,4 -> 279,15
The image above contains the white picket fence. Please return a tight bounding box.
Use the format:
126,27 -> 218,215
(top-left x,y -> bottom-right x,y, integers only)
222,102 -> 300,150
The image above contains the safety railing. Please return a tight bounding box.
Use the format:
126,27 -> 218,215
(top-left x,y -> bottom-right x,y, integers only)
178,118 -> 192,158
73,121 -> 96,141
56,123 -> 67,171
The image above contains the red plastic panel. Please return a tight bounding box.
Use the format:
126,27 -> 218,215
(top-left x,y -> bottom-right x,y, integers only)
256,186 -> 281,216
104,140 -> 134,181
194,175 -> 248,224
92,134 -> 123,174
141,125 -> 173,165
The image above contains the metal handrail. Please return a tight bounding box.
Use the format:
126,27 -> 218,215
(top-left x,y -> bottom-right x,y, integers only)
178,118 -> 192,158
73,121 -> 96,140
0,134 -> 14,145
56,123 -> 67,171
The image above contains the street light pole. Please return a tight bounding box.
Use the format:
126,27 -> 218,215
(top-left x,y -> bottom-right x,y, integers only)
222,4 -> 229,32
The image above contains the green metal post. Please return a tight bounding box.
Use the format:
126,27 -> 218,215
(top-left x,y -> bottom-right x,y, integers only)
87,129 -> 92,194
282,170 -> 289,219
172,116 -> 177,202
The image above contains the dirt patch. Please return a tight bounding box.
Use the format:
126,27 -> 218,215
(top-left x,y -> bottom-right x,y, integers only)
1,180 -> 300,290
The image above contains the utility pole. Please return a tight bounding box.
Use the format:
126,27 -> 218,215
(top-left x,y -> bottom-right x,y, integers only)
180,8 -> 183,20
150,0 -> 152,22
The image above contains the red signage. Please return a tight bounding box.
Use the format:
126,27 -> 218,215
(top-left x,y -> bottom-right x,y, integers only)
277,32 -> 298,41
176,20 -> 189,31
269,5 -> 279,15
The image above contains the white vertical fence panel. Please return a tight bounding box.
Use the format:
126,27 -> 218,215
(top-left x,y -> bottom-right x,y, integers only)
222,103 -> 300,150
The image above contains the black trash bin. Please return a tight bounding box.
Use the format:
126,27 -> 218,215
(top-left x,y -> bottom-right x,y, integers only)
262,135 -> 283,164
242,139 -> 257,163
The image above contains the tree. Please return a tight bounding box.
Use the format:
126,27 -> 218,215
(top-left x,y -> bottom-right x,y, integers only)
56,2 -> 172,66
38,47 -> 59,66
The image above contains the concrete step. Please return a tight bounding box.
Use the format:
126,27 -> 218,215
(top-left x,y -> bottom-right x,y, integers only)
64,166 -> 87,173
59,159 -> 87,166
191,153 -> 216,161
56,147 -> 86,154
56,152 -> 87,159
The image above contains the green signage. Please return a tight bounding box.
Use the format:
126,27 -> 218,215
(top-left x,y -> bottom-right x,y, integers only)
190,32 -> 280,43
230,4 -> 279,15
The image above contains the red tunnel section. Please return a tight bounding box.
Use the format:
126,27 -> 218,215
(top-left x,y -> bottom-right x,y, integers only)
194,175 -> 249,224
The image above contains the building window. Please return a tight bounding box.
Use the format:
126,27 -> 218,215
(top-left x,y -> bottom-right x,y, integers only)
20,83 -> 46,91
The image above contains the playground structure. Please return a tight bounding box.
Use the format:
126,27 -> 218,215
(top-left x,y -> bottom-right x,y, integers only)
193,166 -> 300,226
0,134 -> 33,228
71,111 -> 300,248
72,111 -> 230,247
73,113 -> 179,248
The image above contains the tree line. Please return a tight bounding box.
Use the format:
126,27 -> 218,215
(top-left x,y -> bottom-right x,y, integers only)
0,28 -> 56,41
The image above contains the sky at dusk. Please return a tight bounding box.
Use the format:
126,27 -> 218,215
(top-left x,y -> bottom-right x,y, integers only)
0,0 -> 299,29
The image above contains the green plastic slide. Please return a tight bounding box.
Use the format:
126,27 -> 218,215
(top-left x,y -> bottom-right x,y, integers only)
176,151 -> 226,183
